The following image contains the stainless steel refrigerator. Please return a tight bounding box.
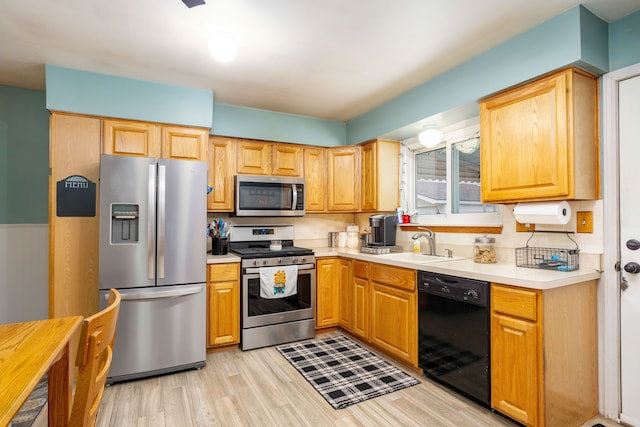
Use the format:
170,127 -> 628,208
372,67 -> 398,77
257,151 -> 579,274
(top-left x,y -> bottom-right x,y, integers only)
99,154 -> 207,383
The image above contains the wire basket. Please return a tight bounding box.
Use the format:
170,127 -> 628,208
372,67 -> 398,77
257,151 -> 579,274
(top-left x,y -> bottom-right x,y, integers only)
515,232 -> 579,272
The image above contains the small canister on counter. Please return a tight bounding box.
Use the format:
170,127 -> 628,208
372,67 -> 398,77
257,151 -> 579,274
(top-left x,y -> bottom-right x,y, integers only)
328,231 -> 339,247
338,231 -> 348,248
346,225 -> 359,249
474,235 -> 497,263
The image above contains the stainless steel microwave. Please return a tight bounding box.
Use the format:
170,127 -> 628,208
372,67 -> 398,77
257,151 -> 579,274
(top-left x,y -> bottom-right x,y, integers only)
234,174 -> 305,217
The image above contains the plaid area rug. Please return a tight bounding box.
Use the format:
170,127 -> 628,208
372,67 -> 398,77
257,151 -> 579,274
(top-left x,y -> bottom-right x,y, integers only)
10,374 -> 47,427
277,335 -> 420,409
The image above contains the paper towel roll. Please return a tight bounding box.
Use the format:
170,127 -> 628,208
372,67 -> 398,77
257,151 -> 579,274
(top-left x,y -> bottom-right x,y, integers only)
513,201 -> 571,225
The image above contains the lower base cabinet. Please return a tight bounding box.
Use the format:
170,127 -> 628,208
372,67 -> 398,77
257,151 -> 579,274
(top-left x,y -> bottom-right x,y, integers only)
369,264 -> 417,366
207,263 -> 240,347
316,258 -> 341,328
352,261 -> 370,340
338,259 -> 353,331
491,282 -> 598,427
316,258 -> 417,367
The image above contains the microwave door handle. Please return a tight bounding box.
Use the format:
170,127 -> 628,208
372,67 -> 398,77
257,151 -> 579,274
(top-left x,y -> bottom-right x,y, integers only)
291,184 -> 298,210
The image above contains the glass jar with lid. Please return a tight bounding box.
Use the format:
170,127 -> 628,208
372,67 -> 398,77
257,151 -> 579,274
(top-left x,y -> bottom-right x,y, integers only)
346,225 -> 359,249
474,235 -> 496,263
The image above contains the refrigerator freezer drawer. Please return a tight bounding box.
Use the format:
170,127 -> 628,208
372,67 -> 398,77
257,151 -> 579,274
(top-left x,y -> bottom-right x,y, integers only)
101,284 -> 206,383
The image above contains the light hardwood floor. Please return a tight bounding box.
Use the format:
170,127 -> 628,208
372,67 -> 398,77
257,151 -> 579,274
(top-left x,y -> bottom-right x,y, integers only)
95,332 -> 618,427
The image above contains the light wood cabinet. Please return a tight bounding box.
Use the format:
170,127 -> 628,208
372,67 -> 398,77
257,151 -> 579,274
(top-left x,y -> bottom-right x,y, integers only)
352,261 -> 370,341
208,136 -> 236,212
272,143 -> 303,176
491,286 -> 540,426
479,67 -> 599,203
207,263 -> 240,347
490,282 -> 598,427
103,118 -> 208,161
339,260 -> 417,367
236,139 -> 271,175
338,259 -> 353,331
361,139 -> 400,212
103,119 -> 160,157
161,125 -> 208,161
235,139 -> 303,176
316,258 -> 341,328
369,264 -> 416,366
304,147 -> 327,212
49,113 -> 101,320
327,146 -> 361,211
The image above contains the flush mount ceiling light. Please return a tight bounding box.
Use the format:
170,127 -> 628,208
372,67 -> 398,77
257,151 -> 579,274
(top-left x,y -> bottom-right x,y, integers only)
208,35 -> 238,62
418,128 -> 444,148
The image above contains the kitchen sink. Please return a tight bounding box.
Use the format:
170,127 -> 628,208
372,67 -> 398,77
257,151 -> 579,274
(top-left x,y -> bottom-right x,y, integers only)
376,252 -> 465,264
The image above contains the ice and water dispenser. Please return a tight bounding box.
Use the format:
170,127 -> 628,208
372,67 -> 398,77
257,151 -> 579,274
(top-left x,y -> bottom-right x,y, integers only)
110,203 -> 139,243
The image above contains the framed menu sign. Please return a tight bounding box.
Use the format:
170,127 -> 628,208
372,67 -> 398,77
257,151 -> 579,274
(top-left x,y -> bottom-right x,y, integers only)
56,175 -> 96,217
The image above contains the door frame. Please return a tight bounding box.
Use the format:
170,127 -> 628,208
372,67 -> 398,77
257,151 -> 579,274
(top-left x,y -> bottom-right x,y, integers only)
602,61 -> 640,421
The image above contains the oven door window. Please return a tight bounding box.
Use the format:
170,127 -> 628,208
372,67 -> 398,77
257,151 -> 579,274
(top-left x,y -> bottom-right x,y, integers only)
242,269 -> 315,329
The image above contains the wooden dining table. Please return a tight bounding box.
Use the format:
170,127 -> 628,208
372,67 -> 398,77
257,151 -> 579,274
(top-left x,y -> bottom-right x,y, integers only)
0,316 -> 82,427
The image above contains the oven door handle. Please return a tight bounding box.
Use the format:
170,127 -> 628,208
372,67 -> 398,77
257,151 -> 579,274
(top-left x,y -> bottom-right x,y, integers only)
244,263 -> 316,275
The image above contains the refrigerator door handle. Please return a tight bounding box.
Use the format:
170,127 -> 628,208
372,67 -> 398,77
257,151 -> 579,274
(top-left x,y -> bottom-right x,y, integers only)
104,285 -> 203,302
148,165 -> 156,280
157,164 -> 166,279
291,183 -> 298,210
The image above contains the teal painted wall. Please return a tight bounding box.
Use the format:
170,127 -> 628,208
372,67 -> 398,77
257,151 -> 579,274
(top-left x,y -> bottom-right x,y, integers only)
610,9 -> 640,71
212,103 -> 346,146
45,65 -> 214,128
0,85 -> 49,224
346,5 -> 609,145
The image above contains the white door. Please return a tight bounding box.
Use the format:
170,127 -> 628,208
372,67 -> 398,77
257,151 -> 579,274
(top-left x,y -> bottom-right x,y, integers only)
620,74 -> 640,426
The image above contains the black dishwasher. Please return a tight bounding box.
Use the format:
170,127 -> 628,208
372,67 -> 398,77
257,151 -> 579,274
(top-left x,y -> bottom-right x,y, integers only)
417,271 -> 490,407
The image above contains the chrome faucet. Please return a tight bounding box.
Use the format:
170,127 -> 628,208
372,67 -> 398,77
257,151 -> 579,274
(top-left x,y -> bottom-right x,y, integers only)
411,228 -> 436,255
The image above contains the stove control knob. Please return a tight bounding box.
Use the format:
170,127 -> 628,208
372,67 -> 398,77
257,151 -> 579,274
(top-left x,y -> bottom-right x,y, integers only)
262,260 -> 269,266
300,257 -> 306,263
292,257 -> 299,264
252,260 -> 259,267
278,258 -> 283,264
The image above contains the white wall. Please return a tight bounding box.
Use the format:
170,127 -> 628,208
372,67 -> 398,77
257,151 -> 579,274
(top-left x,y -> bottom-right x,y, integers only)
0,224 -> 48,324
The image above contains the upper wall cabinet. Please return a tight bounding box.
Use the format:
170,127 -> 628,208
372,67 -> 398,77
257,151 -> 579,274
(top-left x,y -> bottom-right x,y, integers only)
272,143 -> 303,176
304,146 -> 327,212
208,136 -> 236,212
361,139 -> 400,212
161,126 -> 209,161
103,119 -> 208,161
103,119 -> 161,158
327,146 -> 361,211
479,67 -> 599,203
236,139 -> 271,175
235,139 -> 304,176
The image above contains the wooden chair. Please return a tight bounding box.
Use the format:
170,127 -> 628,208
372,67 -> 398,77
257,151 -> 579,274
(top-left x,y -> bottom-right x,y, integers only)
69,289 -> 121,427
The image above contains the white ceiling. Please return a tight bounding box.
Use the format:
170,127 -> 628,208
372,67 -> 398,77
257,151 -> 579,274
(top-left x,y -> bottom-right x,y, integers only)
0,0 -> 638,122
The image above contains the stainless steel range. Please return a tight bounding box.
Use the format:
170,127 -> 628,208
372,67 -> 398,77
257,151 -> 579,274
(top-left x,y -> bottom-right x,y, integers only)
230,225 -> 315,350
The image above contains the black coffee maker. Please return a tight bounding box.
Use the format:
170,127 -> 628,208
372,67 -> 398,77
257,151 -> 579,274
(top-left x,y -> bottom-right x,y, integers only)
368,214 -> 397,246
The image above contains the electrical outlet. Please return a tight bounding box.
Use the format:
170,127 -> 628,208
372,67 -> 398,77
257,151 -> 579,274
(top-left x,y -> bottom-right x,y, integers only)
576,211 -> 593,233
516,221 -> 535,232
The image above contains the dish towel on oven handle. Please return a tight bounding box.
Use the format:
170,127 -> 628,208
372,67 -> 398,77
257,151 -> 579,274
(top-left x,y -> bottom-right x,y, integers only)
259,265 -> 298,299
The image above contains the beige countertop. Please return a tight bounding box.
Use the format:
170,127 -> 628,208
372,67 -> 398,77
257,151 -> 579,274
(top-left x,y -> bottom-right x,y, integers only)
206,253 -> 241,264
205,246 -> 600,290
312,246 -> 601,290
